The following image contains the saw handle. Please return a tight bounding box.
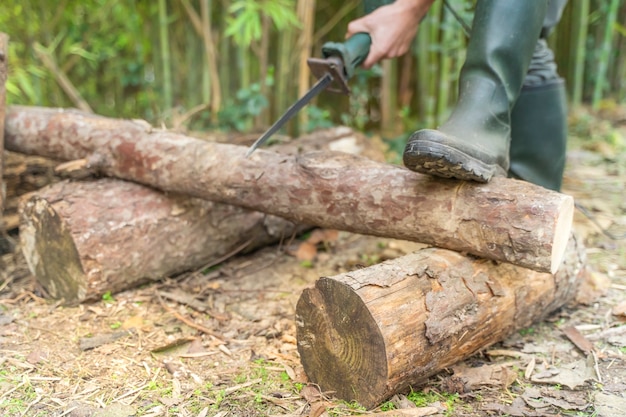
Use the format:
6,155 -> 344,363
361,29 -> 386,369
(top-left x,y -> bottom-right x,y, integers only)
320,0 -> 394,80
321,32 -> 371,81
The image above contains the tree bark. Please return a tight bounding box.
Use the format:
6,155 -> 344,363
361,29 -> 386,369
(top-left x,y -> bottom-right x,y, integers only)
19,179 -> 304,304
5,106 -> 574,273
0,34 -> 8,225
296,234 -> 587,409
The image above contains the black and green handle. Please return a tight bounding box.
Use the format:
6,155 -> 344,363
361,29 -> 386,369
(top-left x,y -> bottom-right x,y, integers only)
320,0 -> 394,79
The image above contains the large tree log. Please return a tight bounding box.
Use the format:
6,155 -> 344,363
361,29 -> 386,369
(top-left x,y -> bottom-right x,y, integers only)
19,179 -> 303,303
296,234 -> 586,409
18,128 -> 380,304
0,34 -> 8,223
5,106 -> 574,273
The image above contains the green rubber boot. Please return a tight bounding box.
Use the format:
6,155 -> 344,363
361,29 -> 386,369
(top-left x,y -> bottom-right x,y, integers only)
403,0 -> 547,182
509,40 -> 568,192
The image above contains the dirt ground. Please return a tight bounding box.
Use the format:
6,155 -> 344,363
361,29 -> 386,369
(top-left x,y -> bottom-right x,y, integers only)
1,107 -> 626,417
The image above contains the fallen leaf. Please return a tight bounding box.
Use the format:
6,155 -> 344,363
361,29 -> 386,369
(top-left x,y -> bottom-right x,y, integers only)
370,407 -> 440,416
0,314 -> 14,326
26,348 -> 48,365
122,315 -> 144,330
293,241 -> 317,261
520,386 -> 591,414
150,337 -> 196,354
483,397 -> 537,417
281,363 -> 296,381
594,392 -> 626,417
389,394 -> 417,409
607,334 -> 626,347
612,300 -> 626,317
524,356 -> 536,380
186,338 -> 205,354
450,362 -> 518,390
306,229 -> 339,245
531,359 -> 595,389
79,330 -> 131,351
576,270 -> 611,305
92,403 -> 136,417
309,401 -> 328,417
562,326 -> 595,354
540,390 -> 589,411
487,349 -> 531,360
300,384 -> 323,403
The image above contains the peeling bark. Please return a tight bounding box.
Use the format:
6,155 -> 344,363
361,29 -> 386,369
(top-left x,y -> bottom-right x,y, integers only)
5,106 -> 574,273
296,234 -> 586,409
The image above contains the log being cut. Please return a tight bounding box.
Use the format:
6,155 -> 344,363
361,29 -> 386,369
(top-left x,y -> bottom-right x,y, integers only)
296,234 -> 586,408
18,127 -> 380,304
5,106 -> 574,273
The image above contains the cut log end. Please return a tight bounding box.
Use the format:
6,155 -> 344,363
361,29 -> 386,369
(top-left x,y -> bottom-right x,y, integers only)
550,195 -> 575,274
20,196 -> 87,301
296,278 -> 387,406
296,233 -> 586,408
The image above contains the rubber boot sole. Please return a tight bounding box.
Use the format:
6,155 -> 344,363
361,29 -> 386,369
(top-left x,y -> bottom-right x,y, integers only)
403,140 -> 507,183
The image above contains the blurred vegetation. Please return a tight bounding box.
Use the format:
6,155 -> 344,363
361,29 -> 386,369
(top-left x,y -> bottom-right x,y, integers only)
1,0 -> 625,139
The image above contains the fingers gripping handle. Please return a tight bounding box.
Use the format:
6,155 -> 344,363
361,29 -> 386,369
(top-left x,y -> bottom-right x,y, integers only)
320,0 -> 394,80
321,33 -> 372,80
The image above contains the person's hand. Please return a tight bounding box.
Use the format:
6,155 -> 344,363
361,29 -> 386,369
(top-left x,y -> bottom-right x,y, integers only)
346,0 -> 434,69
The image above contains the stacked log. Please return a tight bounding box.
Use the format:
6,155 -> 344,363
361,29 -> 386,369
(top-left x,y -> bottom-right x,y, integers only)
19,179 -> 302,303
5,106 -> 574,273
16,126 -> 383,303
5,105 -> 586,408
296,234 -> 586,408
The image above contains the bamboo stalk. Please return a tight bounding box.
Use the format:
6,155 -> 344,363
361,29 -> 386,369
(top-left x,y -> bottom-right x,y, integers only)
426,1 -> 442,127
0,33 -> 7,223
312,0 -> 359,45
255,14 -> 271,130
436,6 -> 454,126
158,0 -> 173,113
569,0 -> 589,106
592,0 -> 620,109
380,60 -> 398,137
297,0 -> 316,133
200,0 -> 222,122
398,55 -> 414,111
611,2 -> 626,101
276,20 -> 296,126
33,43 -> 93,113
219,3 -> 231,106
415,10 -> 431,122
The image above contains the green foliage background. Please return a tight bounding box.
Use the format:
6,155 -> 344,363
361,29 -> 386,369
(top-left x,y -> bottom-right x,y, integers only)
1,0 -> 625,136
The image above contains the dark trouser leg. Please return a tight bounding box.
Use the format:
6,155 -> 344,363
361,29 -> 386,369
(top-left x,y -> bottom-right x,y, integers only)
509,1 -> 569,191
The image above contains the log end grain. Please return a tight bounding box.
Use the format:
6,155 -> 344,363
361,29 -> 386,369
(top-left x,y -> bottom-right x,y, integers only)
20,196 -> 87,302
296,278 -> 388,407
296,233 -> 586,408
550,195 -> 575,274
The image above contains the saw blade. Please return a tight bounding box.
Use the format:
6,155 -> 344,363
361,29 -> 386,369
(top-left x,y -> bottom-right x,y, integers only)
245,73 -> 333,157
